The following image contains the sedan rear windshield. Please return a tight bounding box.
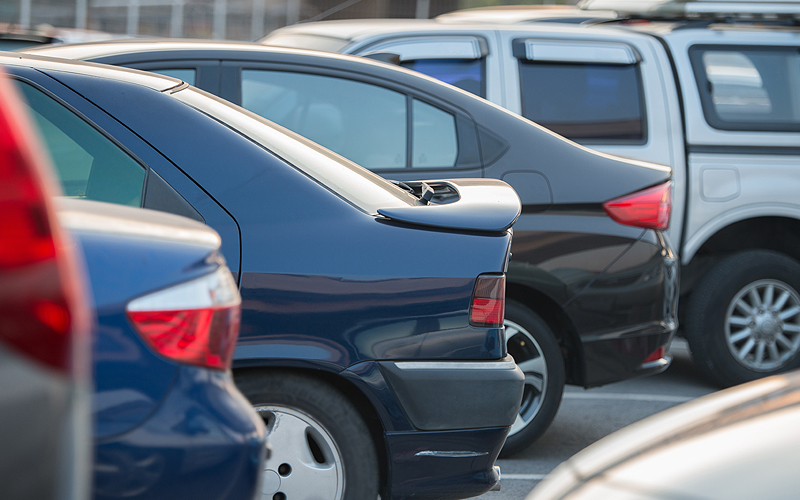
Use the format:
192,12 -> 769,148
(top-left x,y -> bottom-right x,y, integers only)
170,86 -> 416,214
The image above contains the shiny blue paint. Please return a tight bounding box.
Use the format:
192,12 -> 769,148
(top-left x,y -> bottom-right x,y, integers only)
340,361 -> 413,432
66,203 -> 265,500
94,367 -> 265,500
74,230 -> 219,438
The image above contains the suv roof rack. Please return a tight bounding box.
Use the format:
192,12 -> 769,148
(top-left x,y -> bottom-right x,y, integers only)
578,0 -> 800,19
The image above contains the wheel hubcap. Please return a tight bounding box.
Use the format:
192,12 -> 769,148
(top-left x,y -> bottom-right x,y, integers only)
505,319 -> 547,436
255,406 -> 344,500
726,279 -> 800,372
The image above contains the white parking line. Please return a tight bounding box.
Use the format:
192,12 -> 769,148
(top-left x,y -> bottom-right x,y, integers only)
562,392 -> 694,403
501,474 -> 547,481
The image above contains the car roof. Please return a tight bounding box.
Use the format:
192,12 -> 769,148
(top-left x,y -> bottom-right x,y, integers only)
24,38 -> 287,60
25,38 -> 436,74
24,37 -> 511,106
264,12 -> 800,47
0,51 -> 180,92
262,18 -> 638,48
435,5 -> 618,24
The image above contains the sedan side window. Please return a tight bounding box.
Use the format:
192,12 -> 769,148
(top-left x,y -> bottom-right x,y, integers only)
16,81 -> 146,207
412,99 -> 457,168
241,70 -> 406,169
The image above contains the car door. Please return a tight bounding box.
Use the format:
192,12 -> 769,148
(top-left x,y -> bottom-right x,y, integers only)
218,60 -> 486,182
7,66 -> 243,279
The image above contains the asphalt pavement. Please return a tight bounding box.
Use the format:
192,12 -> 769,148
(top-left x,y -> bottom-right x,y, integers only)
475,338 -> 719,500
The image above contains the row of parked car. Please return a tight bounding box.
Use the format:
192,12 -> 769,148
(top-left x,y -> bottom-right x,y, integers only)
2,0 -> 800,499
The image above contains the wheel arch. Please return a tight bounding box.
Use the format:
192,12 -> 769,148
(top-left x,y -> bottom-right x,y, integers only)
682,216 -> 800,297
506,282 -> 585,386
233,364 -> 389,498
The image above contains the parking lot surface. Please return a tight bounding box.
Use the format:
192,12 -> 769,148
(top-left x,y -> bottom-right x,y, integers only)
475,338 -> 718,500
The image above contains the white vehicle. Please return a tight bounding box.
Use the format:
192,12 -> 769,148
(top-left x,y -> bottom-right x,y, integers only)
263,0 -> 800,389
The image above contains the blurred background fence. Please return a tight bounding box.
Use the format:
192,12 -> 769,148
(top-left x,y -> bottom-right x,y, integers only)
1,0 -> 578,41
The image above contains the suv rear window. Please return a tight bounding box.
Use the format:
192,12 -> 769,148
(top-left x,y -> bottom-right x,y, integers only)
518,61 -> 645,143
690,46 -> 800,132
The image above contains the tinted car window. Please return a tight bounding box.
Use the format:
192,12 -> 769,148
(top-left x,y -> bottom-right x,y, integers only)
401,59 -> 486,98
151,68 -> 196,85
691,47 -> 800,132
241,69 -> 407,169
519,62 -> 645,142
173,86 -> 414,214
16,81 -> 145,206
412,99 -> 457,168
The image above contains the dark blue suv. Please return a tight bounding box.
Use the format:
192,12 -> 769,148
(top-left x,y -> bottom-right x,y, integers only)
4,53 -> 524,500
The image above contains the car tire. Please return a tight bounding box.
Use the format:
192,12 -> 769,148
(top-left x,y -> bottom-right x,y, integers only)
685,250 -> 800,388
235,372 -> 379,500
499,301 -> 565,457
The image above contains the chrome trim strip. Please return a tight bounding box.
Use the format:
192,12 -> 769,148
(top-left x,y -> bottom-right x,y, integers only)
393,359 -> 516,371
415,451 -> 489,458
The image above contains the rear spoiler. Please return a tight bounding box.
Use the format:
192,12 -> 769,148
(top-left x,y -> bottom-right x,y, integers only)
378,179 -> 521,233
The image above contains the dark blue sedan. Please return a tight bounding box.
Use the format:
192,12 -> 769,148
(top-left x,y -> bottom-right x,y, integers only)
58,198 -> 266,500
5,53 -> 524,500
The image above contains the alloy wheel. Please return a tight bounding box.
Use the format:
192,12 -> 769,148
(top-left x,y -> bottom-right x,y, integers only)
505,319 -> 548,436
255,406 -> 345,500
725,279 -> 800,372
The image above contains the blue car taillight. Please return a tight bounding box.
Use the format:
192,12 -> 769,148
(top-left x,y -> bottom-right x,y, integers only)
470,274 -> 506,328
126,267 -> 241,370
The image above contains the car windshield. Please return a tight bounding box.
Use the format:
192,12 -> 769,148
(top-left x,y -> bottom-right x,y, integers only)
170,86 -> 416,214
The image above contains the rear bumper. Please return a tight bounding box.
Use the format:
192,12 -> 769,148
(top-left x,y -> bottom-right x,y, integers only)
93,366 -> 266,500
567,229 -> 679,387
343,356 -> 523,500
385,427 -> 507,500
581,325 -> 676,387
378,355 -> 524,430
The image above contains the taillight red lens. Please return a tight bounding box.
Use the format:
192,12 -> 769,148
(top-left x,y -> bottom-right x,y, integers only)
643,346 -> 666,364
126,267 -> 241,370
603,182 -> 672,231
0,72 -> 90,374
470,274 -> 506,328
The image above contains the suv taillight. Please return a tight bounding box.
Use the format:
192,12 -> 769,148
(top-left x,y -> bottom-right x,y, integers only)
0,73 -> 89,374
126,267 -> 242,370
470,274 -> 506,328
602,182 -> 671,231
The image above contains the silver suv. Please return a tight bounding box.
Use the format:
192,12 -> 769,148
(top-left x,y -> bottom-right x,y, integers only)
263,0 -> 800,389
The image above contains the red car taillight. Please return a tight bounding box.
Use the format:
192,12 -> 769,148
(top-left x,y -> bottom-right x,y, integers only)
470,274 -> 506,328
126,267 -> 242,370
0,72 -> 89,374
602,182 -> 672,231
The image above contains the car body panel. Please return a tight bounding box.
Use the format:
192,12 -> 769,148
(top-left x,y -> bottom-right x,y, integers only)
58,199 -> 266,500
527,370 -> 800,500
